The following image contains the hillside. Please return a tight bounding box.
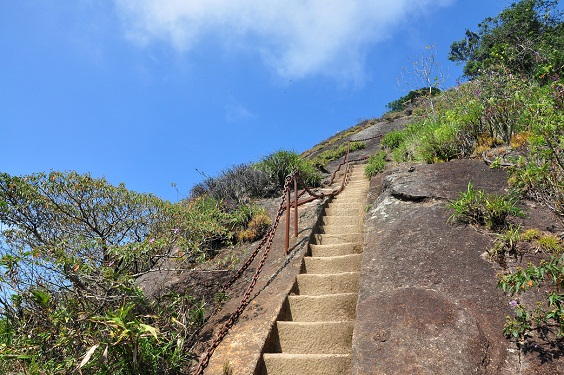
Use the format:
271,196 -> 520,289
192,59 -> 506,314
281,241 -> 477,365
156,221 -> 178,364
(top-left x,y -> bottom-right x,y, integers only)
2,1 -> 564,374
196,115 -> 564,374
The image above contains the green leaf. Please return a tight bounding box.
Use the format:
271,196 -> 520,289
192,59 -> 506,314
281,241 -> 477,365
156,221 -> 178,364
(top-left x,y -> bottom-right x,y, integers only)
139,323 -> 159,341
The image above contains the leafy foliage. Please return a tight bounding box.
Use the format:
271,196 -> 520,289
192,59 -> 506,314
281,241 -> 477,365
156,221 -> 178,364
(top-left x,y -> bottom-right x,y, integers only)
386,87 -> 441,112
498,256 -> 564,338
449,0 -> 564,80
381,130 -> 405,150
0,171 -> 272,374
255,150 -> 321,190
364,151 -> 387,178
190,163 -> 276,208
489,224 -> 521,260
447,182 -> 524,231
388,68 -> 539,163
506,79 -> 564,225
311,141 -> 366,171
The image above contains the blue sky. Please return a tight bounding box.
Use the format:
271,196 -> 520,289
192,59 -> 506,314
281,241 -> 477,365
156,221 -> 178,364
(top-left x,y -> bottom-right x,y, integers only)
1,1 -> 526,202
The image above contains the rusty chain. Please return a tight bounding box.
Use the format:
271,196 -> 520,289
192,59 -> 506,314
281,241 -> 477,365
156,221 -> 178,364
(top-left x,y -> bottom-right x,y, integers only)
350,135 -> 382,143
329,135 -> 381,184
192,175 -> 293,375
193,136 -> 374,373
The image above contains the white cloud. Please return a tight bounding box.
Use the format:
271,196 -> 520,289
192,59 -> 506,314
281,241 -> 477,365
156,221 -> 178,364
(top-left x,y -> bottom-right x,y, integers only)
115,0 -> 454,82
225,101 -> 258,123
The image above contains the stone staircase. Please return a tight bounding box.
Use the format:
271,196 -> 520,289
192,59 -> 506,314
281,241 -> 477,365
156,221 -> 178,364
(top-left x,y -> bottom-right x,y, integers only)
258,166 -> 369,375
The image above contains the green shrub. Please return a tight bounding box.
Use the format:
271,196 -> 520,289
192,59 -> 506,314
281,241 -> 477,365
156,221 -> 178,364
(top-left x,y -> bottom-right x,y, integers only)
255,150 -> 321,190
483,192 -> 524,230
489,224 -> 520,260
509,79 -> 564,225
419,122 -> 463,163
365,151 -> 387,178
311,142 -> 366,170
0,171 -> 253,374
536,234 -> 563,255
498,255 -> 564,339
447,182 -> 524,230
190,163 -> 276,207
386,87 -> 441,112
381,130 -> 405,149
447,182 -> 486,226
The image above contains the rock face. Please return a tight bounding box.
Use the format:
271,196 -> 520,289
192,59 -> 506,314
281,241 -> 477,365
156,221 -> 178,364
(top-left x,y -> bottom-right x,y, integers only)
197,120 -> 564,374
353,159 -> 532,374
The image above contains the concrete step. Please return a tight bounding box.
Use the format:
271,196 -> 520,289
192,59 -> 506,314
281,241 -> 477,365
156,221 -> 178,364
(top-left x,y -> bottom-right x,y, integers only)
321,224 -> 362,235
311,235 -> 363,248
295,272 -> 360,295
322,215 -> 363,227
303,254 -> 362,274
328,201 -> 363,209
332,194 -> 367,202
283,293 -> 357,322
324,206 -> 363,217
257,165 -> 367,375
348,177 -> 367,182
340,183 -> 368,189
274,321 -> 354,354
310,241 -> 363,255
262,353 -> 351,375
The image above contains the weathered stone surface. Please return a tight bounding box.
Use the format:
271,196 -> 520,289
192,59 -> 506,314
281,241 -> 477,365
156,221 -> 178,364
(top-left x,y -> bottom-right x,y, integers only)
353,159 -> 518,375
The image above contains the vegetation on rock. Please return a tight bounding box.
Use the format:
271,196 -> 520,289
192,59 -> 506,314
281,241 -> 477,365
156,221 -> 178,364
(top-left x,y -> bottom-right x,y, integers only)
380,0 -> 564,346
2,0 -> 564,372
0,148 -> 316,374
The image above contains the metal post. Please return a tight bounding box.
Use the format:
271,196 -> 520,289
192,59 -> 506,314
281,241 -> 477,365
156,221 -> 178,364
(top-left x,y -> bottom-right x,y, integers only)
294,177 -> 298,238
341,163 -> 349,190
285,181 -> 290,254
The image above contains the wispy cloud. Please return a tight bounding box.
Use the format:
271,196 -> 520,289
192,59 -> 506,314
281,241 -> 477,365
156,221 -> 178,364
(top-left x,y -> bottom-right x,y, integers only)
225,100 -> 258,123
115,0 -> 454,82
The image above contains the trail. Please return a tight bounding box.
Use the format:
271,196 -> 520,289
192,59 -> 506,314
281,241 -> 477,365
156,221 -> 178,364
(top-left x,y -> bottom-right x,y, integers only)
259,166 -> 369,375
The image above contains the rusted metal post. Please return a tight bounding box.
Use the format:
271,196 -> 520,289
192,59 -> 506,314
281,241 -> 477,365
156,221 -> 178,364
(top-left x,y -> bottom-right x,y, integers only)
342,163 -> 349,188
345,141 -> 351,163
294,177 -> 298,238
285,180 -> 291,254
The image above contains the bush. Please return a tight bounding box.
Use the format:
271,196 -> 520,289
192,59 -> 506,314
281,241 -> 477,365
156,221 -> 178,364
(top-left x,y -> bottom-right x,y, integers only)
498,255 -> 564,339
255,150 -> 321,191
237,208 -> 271,243
381,130 -> 405,149
311,142 -> 366,171
386,87 -> 441,112
489,224 -> 521,260
190,163 -> 276,207
447,182 -> 524,230
386,70 -> 538,164
508,79 -> 564,225
0,171 -> 249,374
365,151 -> 387,178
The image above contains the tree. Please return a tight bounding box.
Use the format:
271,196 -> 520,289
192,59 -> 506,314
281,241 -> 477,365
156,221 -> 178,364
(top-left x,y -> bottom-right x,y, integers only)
0,171 -> 180,373
0,171 -> 164,291
386,87 -> 441,112
449,0 -> 564,80
397,44 -> 446,120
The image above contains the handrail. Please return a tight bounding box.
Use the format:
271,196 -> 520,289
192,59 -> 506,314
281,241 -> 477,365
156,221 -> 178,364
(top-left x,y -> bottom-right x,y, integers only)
283,134 -> 385,253
192,134 -> 380,375
328,135 -> 381,185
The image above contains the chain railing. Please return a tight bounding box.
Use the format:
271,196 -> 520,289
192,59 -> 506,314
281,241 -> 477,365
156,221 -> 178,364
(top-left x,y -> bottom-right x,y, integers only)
192,134 -> 381,375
